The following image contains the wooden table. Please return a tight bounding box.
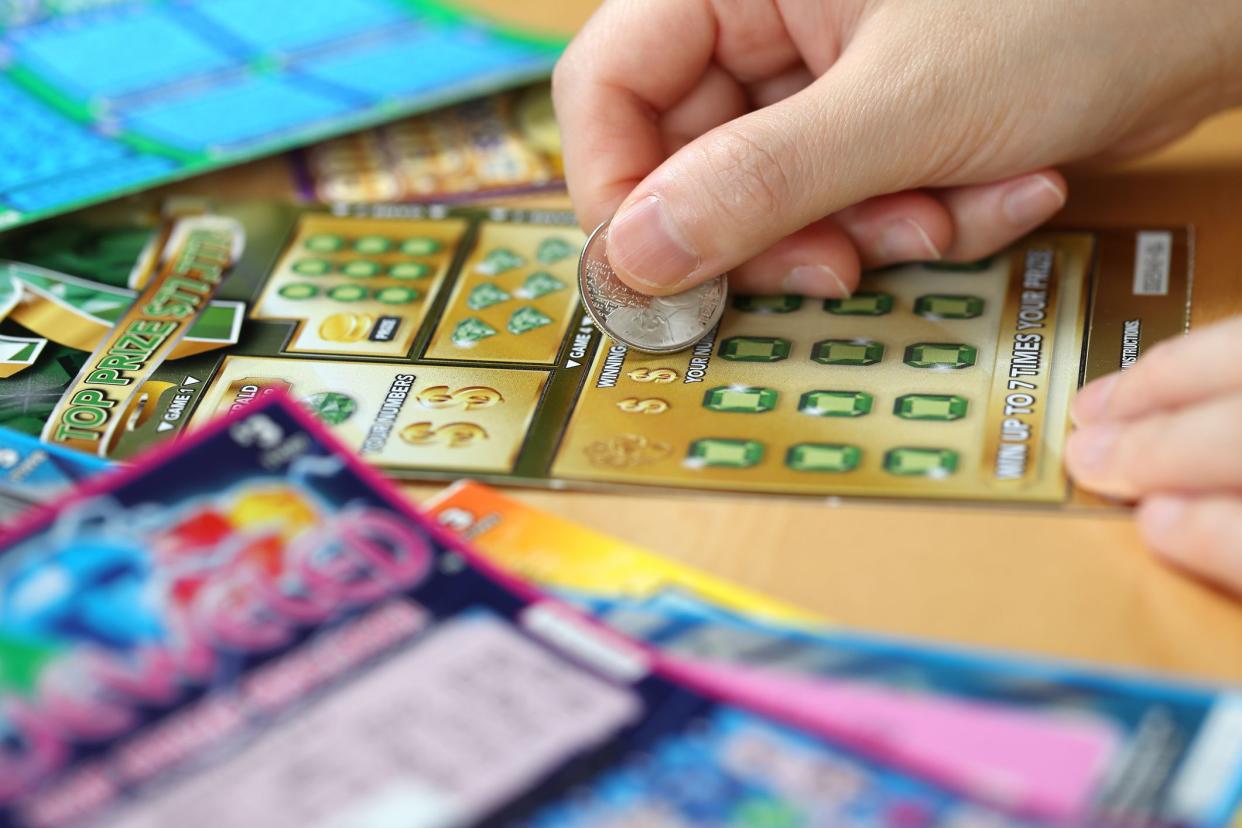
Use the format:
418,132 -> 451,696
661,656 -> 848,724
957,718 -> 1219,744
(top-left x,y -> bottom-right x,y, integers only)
158,2 -> 1242,685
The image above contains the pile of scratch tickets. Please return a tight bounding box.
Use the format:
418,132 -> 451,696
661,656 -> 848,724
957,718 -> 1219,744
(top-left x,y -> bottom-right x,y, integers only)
1,395 -> 1241,828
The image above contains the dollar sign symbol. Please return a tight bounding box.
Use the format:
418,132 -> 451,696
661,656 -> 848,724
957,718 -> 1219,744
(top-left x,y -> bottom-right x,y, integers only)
399,421 -> 488,448
627,368 -> 679,383
416,385 -> 504,410
616,397 -> 669,414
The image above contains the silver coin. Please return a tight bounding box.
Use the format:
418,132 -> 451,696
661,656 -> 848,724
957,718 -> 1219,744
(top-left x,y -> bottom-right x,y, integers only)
577,219 -> 727,354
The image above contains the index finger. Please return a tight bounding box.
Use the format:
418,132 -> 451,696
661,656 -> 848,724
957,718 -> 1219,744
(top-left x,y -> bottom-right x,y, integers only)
551,0 -> 719,229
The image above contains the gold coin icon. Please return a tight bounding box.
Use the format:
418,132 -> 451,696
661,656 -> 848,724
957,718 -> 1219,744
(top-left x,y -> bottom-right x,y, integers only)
319,312 -> 375,343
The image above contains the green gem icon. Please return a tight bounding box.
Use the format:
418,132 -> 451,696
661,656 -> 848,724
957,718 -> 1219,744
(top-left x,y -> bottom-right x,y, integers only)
468,283 -> 511,310
401,237 -> 441,256
327,285 -> 367,302
884,447 -> 959,477
452,317 -> 498,347
703,386 -> 778,414
537,237 -> 574,264
508,305 -> 554,334
476,247 -> 525,276
811,339 -> 884,366
304,234 -> 344,253
518,271 -> 566,299
278,283 -> 318,300
895,394 -> 969,421
733,294 -> 803,314
686,438 -> 764,469
824,292 -> 894,316
904,342 -> 978,369
799,390 -> 873,417
303,392 -> 357,426
389,262 -> 431,280
786,443 -> 862,473
353,235 -> 392,254
914,294 -> 985,319
340,260 -> 382,279
719,336 -> 791,362
375,286 -> 420,305
292,258 -> 331,276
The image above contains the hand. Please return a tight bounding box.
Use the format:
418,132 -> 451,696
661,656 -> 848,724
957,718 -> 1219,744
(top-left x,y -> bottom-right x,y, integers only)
554,0 -> 1242,296
1067,317 -> 1242,595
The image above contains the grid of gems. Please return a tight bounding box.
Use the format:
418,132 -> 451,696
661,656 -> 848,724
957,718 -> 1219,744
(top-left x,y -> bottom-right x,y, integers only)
284,232 -> 439,307
691,290 -> 985,478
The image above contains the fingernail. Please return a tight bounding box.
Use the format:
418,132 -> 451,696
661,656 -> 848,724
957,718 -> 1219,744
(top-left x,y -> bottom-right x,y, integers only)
877,218 -> 942,262
783,265 -> 850,297
1072,373 -> 1120,426
1066,424 -> 1121,475
1139,497 -> 1187,554
607,195 -> 701,289
1002,175 -> 1067,228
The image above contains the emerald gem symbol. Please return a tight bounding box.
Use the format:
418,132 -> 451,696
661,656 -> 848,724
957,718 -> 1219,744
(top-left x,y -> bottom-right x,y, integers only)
340,260 -> 381,279
703,386 -> 778,413
278,283 -> 318,300
718,336 -> 791,362
401,237 -> 441,256
476,248 -> 525,275
303,392 -> 357,425
894,394 -> 969,421
389,262 -> 431,280
786,443 -> 861,473
686,438 -> 764,468
537,237 -> 574,264
824,292 -> 894,316
884,447 -> 959,477
518,271 -> 566,299
508,306 -> 554,334
468,283 -> 511,310
304,234 -> 343,252
292,258 -> 331,276
914,294 -> 985,320
798,390 -> 872,417
811,340 -> 884,366
375,287 -> 419,305
353,235 -> 392,254
904,342 -> 978,369
452,317 -> 498,346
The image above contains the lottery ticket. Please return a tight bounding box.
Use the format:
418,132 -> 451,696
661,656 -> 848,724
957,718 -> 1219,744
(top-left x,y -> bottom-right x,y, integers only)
0,393 -> 1054,828
0,427 -> 108,521
428,481 -> 1242,828
0,197 -> 1191,508
296,83 -> 564,204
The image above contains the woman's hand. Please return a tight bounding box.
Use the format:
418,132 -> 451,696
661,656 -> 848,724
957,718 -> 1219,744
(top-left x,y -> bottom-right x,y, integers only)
554,0 -> 1242,296
1068,317 -> 1242,595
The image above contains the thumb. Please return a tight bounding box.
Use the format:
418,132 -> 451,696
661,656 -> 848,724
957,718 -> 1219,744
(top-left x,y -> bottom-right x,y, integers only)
605,67 -> 924,295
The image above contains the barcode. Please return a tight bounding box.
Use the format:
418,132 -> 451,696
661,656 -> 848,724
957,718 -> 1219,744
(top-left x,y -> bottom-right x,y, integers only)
1133,231 -> 1172,296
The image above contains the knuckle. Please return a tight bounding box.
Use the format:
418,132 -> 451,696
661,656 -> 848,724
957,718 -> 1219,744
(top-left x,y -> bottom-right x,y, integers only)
691,125 -> 793,225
